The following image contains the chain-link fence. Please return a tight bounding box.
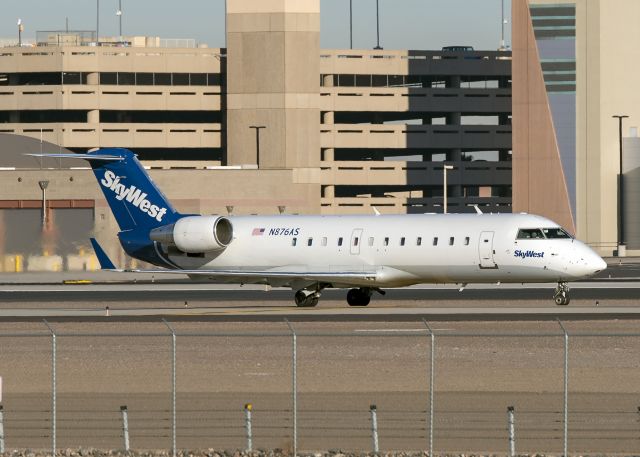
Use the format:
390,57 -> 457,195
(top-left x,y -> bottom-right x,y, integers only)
0,319 -> 639,455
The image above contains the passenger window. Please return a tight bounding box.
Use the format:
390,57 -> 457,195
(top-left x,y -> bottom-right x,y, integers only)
368,237 -> 374,246
383,237 -> 389,246
417,237 -> 422,246
433,237 -> 438,246
321,237 -> 327,246
338,237 -> 343,246
307,237 -> 313,246
464,237 -> 470,246
292,237 -> 297,246
449,237 -> 454,246
517,228 -> 546,239
400,237 -> 405,246
353,237 -> 359,246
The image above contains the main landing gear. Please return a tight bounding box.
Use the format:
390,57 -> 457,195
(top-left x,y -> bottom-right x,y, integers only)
554,282 -> 570,306
347,287 -> 384,306
294,287 -> 384,307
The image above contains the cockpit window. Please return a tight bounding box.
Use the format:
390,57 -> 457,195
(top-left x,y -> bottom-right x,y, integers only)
516,228 -> 545,239
542,227 -> 572,239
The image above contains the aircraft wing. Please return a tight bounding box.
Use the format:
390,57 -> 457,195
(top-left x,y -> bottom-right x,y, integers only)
125,267 -> 379,288
90,237 -> 381,287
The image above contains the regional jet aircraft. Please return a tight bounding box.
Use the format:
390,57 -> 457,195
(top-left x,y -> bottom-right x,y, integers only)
31,148 -> 606,306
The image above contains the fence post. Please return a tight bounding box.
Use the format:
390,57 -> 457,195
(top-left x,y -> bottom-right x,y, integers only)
244,403 -> 253,451
43,319 -> 56,456
162,319 -> 177,457
423,319 -> 435,457
120,405 -> 130,451
0,405 -> 5,453
558,319 -> 569,457
284,319 -> 297,457
370,404 -> 379,453
507,406 -> 515,457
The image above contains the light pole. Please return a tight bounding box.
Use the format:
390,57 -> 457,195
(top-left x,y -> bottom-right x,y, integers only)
349,0 -> 353,49
96,0 -> 100,43
249,125 -> 266,168
374,0 -> 382,50
500,0 -> 507,50
443,164 -> 454,214
116,0 -> 123,39
17,19 -> 23,47
39,180 -> 49,228
613,114 -> 629,256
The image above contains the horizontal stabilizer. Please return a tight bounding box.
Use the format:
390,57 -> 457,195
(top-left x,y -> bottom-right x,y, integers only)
89,238 -> 118,270
25,153 -> 124,161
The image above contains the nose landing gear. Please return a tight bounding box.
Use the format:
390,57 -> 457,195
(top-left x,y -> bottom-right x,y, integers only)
554,282 -> 570,306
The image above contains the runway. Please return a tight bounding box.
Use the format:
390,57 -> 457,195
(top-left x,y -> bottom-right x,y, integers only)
0,280 -> 636,319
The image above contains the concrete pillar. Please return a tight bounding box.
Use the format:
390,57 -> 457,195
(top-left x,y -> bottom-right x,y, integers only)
87,110 -> 99,124
447,75 -> 461,89
444,110 -> 462,199
226,0 -> 320,169
322,74 -> 334,87
323,185 -> 335,199
446,112 -> 461,126
322,148 -> 334,162
322,111 -> 334,124
86,72 -> 99,85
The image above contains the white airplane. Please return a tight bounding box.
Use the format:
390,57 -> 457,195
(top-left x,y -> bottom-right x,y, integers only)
32,148 -> 607,307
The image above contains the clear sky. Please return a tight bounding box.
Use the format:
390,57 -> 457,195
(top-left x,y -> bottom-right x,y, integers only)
0,0 -> 512,51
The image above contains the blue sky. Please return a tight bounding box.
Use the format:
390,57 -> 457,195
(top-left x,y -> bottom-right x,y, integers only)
1,0 -> 511,50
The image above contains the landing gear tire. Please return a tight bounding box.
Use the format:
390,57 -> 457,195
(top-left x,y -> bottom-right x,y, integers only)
346,288 -> 372,307
294,290 -> 319,307
553,282 -> 571,306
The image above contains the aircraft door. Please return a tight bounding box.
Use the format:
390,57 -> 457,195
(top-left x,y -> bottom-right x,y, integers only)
478,231 -> 498,268
350,228 -> 363,255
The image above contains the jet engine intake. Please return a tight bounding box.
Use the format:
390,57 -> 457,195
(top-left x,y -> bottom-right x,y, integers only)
149,216 -> 233,253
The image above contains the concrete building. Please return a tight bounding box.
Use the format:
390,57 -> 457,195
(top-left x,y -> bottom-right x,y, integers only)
0,0 -> 512,270
513,0 -> 640,255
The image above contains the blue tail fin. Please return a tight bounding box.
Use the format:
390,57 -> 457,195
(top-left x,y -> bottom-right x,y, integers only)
87,148 -> 181,231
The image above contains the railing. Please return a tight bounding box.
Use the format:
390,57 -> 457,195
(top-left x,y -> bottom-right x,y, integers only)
0,123 -> 222,148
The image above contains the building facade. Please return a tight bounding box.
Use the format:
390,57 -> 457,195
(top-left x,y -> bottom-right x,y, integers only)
513,0 -> 640,255
0,0 -> 513,270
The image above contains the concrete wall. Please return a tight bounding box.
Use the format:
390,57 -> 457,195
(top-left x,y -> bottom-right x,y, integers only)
511,0 -> 575,234
226,0 -> 320,169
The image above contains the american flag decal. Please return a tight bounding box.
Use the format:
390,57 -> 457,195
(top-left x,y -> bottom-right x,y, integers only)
252,227 -> 265,236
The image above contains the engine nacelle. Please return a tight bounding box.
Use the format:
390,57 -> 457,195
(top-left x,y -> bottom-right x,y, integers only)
149,216 -> 233,253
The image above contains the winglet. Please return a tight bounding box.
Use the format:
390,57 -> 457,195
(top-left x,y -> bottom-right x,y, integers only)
90,238 -> 118,270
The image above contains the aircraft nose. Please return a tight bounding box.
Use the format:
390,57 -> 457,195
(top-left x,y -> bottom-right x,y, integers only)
580,250 -> 607,276
592,255 -> 607,274
568,244 -> 607,278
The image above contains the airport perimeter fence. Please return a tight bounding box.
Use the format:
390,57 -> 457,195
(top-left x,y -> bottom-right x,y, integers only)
0,319 -> 639,455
